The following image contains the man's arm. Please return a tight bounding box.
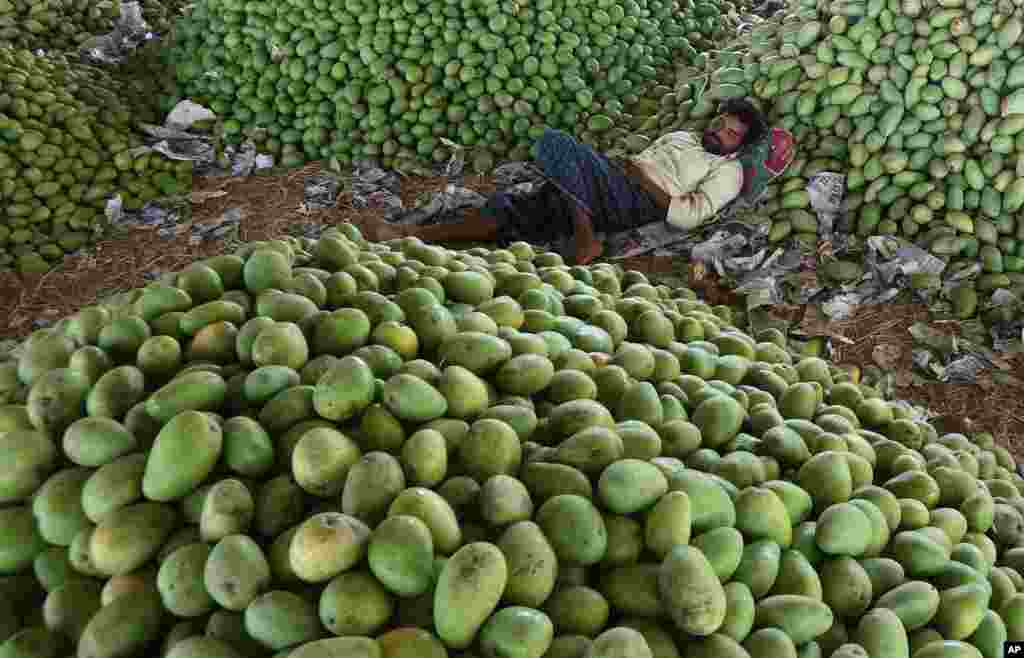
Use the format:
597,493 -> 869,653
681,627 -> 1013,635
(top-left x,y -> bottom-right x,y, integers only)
619,158 -> 672,209
665,161 -> 743,230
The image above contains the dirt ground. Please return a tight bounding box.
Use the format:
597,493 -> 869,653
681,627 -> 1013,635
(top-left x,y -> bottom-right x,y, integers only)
0,163 -> 1020,452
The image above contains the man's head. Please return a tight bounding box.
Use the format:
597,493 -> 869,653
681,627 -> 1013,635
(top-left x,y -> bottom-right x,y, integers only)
702,98 -> 768,156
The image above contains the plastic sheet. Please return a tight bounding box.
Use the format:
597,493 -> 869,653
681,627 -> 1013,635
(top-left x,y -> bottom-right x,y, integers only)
303,174 -> 342,210
78,1 -> 152,64
164,101 -> 218,131
904,321 -> 1020,384
806,172 -> 845,239
346,165 -> 404,219
135,100 -> 277,176
987,289 -> 1024,353
493,163 -> 544,189
393,187 -> 489,226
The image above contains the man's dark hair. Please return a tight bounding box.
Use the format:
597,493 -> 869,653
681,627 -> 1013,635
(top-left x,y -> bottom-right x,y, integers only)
718,98 -> 769,148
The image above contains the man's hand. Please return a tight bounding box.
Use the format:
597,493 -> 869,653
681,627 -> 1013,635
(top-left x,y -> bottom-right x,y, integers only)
677,191 -> 701,206
620,157 -> 671,210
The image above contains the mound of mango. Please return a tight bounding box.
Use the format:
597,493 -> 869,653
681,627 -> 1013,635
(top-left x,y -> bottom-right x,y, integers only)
163,0 -> 745,171
0,0 -> 184,53
0,45 -> 192,274
0,222 -> 1023,658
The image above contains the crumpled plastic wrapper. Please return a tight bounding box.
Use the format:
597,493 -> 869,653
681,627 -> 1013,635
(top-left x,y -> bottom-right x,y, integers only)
690,230 -> 750,272
493,162 -> 544,189
303,174 -> 341,210
347,165 -> 405,219
136,204 -> 178,229
987,289 -> 1024,353
78,1 -> 153,65
100,191 -> 246,245
104,195 -> 124,230
345,159 -> 537,227
806,172 -> 845,239
185,207 -> 244,244
352,164 -> 401,193
890,399 -> 932,423
353,189 -> 404,219
139,122 -> 211,160
943,353 -> 993,384
812,235 -> 947,320
905,320 -> 1016,384
135,101 -> 276,177
439,138 -> 467,179
148,137 -> 215,164
393,186 -> 488,226
750,0 -> 786,18
164,102 -> 218,132
617,220 -> 803,311
943,262 -> 983,286
731,247 -> 804,309
817,294 -> 851,320
865,236 -> 946,284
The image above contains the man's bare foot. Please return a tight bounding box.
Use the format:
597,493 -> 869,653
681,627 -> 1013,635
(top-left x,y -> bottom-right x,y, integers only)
573,236 -> 604,266
362,217 -> 409,242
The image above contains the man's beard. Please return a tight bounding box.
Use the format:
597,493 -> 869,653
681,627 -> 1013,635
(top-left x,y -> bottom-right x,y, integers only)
702,131 -> 725,155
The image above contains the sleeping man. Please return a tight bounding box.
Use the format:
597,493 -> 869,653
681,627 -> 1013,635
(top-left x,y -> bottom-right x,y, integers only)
363,98 -> 769,265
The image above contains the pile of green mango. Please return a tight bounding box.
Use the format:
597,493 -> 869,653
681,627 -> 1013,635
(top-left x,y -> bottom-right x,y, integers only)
0,0 -> 185,52
0,223 -> 1022,658
160,0 -> 748,172
0,45 -> 193,274
0,0 -> 121,52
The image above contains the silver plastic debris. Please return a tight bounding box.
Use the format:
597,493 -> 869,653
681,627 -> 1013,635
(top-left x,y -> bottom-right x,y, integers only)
304,174 -> 341,210
348,165 -> 404,219
820,293 -> 860,321
493,162 -> 544,189
393,186 -> 488,226
149,138 -> 215,164
138,101 -> 276,176
806,171 -> 845,238
352,160 -> 536,227
164,101 -> 218,132
104,195 -> 124,229
905,320 -> 1018,384
807,235 -> 950,319
691,231 -> 749,272
78,1 -> 152,64
988,289 -> 1024,353
865,236 -> 946,286
943,354 -> 992,384
991,288 -> 1020,307
439,138 -> 467,179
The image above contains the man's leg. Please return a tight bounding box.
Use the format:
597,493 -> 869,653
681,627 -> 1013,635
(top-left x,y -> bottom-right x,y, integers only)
533,130 -> 660,264
542,131 -> 667,224
361,207 -> 501,243
531,130 -> 607,265
568,204 -> 603,265
411,208 -> 501,242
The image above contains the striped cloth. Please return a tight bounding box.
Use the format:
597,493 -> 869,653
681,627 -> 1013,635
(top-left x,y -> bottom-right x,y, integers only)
487,129 -> 666,246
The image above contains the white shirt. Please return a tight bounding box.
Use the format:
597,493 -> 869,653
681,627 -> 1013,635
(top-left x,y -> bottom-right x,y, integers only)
631,131 -> 744,230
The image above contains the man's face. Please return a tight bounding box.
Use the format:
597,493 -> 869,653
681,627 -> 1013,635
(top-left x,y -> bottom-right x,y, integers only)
702,113 -> 750,155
